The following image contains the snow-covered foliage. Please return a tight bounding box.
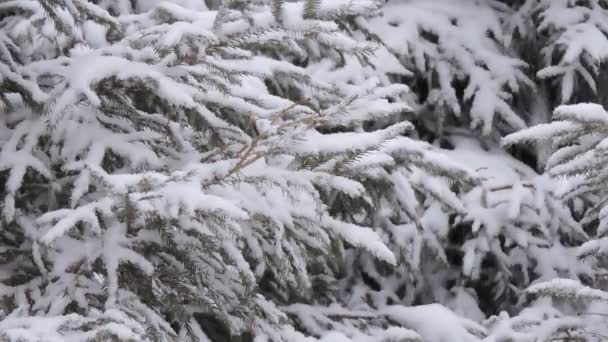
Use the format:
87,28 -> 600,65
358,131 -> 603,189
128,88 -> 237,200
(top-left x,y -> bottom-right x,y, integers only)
510,0 -> 608,104
482,279 -> 608,342
0,0 -> 416,340
505,103 -> 608,277
331,131 -> 589,319
503,103 -> 608,217
357,0 -> 533,136
3,0 -> 608,341
503,102 -> 608,342
446,135 -> 588,313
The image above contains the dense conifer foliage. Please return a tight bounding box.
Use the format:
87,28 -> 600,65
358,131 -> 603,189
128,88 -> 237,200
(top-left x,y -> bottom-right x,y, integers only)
1,0 -> 608,341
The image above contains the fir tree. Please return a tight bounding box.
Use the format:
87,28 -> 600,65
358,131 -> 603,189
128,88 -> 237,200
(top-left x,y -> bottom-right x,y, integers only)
3,0 -> 608,341
0,1 -> 406,340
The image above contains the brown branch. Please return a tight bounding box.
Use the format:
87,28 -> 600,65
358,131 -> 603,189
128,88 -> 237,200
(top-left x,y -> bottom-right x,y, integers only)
487,183 -> 535,192
224,99 -> 311,179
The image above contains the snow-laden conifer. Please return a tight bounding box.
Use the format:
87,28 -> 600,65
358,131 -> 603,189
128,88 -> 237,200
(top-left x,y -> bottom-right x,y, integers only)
502,103 -> 608,342
355,0 -> 533,136
510,0 -> 608,104
0,0 -> 418,340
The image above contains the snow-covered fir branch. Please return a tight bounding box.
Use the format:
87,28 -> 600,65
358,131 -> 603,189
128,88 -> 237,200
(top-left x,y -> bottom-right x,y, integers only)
2,0 -> 608,341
